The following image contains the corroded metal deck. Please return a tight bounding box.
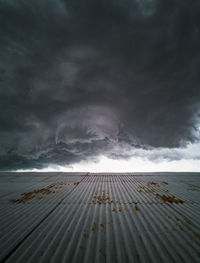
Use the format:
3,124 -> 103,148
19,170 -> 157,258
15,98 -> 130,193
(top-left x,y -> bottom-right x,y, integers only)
0,172 -> 199,262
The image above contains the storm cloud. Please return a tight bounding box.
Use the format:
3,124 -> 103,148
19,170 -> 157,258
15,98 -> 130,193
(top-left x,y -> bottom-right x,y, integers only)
0,0 -> 200,170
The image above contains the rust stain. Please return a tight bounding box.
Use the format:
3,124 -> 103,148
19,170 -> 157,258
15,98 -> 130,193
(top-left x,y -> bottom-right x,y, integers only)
155,194 -> 184,204
92,190 -> 111,204
173,216 -> 200,241
147,181 -> 160,187
134,205 -> 139,211
188,185 -> 200,192
91,222 -> 96,231
137,182 -> 183,204
137,185 -> 155,194
99,248 -> 106,259
175,216 -> 196,227
138,181 -> 169,194
10,182 -> 68,203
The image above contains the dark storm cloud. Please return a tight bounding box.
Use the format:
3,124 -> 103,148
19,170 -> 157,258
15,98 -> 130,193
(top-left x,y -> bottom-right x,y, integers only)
0,0 -> 200,170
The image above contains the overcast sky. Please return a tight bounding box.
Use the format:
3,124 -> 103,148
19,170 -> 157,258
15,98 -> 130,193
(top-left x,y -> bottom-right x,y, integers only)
0,0 -> 200,171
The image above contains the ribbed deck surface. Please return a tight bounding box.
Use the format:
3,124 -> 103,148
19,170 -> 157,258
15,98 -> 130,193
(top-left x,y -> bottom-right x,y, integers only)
0,172 -> 199,263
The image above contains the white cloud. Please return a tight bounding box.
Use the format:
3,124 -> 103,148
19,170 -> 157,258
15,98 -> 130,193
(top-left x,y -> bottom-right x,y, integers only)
17,142 -> 200,172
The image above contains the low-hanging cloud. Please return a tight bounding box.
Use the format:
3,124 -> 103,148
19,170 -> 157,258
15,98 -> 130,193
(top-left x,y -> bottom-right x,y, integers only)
0,0 -> 200,170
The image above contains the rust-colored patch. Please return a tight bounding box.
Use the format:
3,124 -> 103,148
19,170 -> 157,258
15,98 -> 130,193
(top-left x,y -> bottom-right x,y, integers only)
188,185 -> 200,192
100,223 -> 104,228
99,248 -> 106,259
168,215 -> 200,242
74,181 -> 80,186
155,194 -> 184,204
175,216 -> 196,227
137,180 -> 171,197
134,205 -> 139,211
92,190 -> 111,204
163,189 -> 169,193
147,181 -> 160,187
184,218 -> 197,228
137,185 -> 155,194
91,222 -> 96,231
10,182 -> 68,203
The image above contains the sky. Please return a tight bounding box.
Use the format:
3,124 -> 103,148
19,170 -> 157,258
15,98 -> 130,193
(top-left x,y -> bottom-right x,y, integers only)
0,0 -> 200,172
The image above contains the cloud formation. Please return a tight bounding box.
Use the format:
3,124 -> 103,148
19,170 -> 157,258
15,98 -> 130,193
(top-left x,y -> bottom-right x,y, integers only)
0,0 -> 200,170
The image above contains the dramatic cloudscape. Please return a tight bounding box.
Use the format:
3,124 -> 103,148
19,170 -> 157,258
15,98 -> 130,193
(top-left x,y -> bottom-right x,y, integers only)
0,0 -> 200,171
